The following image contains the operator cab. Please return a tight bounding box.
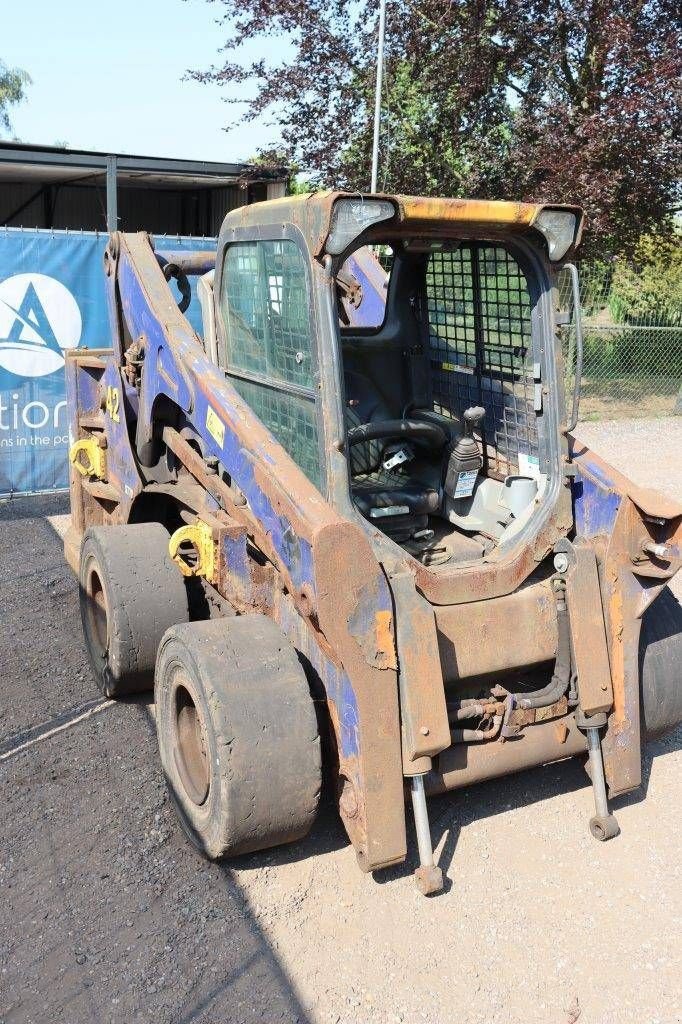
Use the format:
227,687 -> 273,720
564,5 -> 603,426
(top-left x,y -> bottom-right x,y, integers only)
336,230 -> 555,567
209,191 -> 582,571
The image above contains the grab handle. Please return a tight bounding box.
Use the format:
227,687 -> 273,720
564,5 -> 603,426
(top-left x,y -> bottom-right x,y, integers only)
563,262 -> 583,432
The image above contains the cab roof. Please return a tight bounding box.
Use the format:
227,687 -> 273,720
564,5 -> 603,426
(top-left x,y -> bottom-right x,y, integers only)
219,190 -> 584,257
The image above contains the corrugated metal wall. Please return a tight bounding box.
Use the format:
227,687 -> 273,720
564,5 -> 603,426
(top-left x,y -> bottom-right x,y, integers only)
0,182 -> 250,234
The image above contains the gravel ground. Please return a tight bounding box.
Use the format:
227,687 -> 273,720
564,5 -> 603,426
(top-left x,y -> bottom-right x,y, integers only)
0,420 -> 680,1024
576,418 -> 682,508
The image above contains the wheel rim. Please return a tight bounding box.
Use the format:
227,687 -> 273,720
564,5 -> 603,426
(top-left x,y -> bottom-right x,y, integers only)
85,563 -> 109,659
172,678 -> 210,806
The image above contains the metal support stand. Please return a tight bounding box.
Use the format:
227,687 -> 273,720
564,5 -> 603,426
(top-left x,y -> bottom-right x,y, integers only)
410,774 -> 444,895
106,154 -> 118,233
586,727 -> 620,841
370,0 -> 386,193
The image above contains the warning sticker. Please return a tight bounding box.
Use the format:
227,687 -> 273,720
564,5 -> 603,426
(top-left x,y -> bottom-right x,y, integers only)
441,361 -> 474,375
518,452 -> 542,480
205,405 -> 225,447
454,470 -> 478,498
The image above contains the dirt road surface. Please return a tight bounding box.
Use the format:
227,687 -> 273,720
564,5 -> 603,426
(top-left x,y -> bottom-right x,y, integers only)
1,419 -> 680,1024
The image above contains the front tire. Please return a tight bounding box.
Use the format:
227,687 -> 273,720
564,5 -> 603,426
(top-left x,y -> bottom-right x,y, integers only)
154,616 -> 321,859
640,586 -> 682,739
79,523 -> 189,698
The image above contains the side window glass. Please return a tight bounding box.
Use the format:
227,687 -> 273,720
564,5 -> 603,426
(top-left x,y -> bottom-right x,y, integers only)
229,377 -> 321,488
221,240 -> 313,389
219,239 -> 322,490
338,244 -> 393,329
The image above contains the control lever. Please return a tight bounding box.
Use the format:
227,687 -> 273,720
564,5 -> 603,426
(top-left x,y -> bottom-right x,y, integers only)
463,406 -> 486,433
443,406 -> 486,501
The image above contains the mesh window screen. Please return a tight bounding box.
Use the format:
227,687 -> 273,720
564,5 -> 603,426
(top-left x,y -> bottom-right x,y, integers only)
426,244 -> 539,478
231,377 -> 322,490
221,240 -> 314,389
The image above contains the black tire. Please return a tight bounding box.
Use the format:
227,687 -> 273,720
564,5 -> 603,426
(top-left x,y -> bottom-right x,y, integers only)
154,616 -> 321,859
79,523 -> 189,698
640,585 -> 682,739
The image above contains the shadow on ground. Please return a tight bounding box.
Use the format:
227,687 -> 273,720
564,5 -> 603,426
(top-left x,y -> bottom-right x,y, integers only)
0,496 -> 312,1024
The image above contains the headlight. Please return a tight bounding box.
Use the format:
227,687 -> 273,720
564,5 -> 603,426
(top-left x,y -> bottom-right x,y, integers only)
326,198 -> 395,255
533,209 -> 578,262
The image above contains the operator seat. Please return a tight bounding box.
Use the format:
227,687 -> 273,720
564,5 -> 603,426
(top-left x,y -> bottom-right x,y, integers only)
344,371 -> 440,518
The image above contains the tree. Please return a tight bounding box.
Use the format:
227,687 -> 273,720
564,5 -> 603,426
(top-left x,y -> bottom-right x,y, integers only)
191,0 -> 680,255
609,231 -> 682,326
497,0 -> 682,254
0,60 -> 30,137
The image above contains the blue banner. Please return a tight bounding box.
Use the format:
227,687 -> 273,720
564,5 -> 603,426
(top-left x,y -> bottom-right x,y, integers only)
0,229 -> 214,496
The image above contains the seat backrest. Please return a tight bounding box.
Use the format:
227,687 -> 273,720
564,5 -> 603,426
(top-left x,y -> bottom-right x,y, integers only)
344,370 -> 391,475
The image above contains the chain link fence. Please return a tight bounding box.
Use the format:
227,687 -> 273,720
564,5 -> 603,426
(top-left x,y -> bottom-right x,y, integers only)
558,262 -> 682,422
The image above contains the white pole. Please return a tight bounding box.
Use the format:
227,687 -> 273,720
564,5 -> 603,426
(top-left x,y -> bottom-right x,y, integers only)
370,0 -> 387,193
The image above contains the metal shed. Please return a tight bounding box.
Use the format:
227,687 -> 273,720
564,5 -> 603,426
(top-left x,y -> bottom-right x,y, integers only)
0,142 -> 288,236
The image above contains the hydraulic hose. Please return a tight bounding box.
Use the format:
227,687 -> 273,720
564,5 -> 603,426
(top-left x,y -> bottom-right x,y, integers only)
513,579 -> 571,711
447,701 -> 506,722
451,715 -> 503,744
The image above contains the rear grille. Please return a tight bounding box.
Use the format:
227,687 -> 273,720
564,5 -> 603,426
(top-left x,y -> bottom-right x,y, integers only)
426,244 -> 539,478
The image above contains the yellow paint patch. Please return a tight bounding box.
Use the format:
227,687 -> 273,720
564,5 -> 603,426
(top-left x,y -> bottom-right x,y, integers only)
206,405 -> 225,447
105,385 -> 120,423
398,196 -> 538,227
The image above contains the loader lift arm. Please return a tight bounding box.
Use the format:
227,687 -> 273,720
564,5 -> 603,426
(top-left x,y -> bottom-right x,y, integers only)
67,230 -> 414,872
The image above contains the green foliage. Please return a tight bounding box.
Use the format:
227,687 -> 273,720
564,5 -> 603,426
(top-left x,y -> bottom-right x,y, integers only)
288,175 -> 314,195
609,233 -> 682,327
0,60 -> 30,136
247,149 -> 312,195
581,326 -> 682,379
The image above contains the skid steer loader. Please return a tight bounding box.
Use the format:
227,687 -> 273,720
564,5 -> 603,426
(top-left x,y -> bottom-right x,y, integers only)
65,193 -> 682,893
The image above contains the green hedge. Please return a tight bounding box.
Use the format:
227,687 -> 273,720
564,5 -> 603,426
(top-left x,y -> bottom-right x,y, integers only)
608,233 -> 682,328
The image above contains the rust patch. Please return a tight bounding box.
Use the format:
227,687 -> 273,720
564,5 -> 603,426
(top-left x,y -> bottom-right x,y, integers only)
554,721 -> 569,744
509,697 -> 568,729
567,544 -> 614,716
374,610 -> 396,670
597,495 -> 681,796
434,579 -> 557,682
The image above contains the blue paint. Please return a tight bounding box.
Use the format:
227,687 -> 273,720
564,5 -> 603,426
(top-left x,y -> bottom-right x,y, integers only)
275,595 -> 360,761
578,454 -> 617,491
101,361 -> 142,500
345,253 -> 387,328
573,466 -> 621,538
221,530 -> 252,603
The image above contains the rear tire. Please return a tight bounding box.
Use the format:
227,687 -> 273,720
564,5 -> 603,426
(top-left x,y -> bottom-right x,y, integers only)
640,586 -> 682,739
154,616 -> 321,859
79,523 -> 189,698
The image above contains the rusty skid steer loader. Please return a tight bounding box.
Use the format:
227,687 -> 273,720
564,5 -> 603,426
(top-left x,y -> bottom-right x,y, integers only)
65,193 -> 682,894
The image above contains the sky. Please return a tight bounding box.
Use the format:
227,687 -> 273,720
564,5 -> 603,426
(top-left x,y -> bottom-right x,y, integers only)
1,0 -> 284,162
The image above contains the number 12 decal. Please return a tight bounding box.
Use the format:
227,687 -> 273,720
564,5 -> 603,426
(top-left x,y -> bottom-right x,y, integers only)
105,385 -> 120,423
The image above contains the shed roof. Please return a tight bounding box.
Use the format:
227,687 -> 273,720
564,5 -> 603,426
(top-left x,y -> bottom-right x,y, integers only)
0,141 -> 287,191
